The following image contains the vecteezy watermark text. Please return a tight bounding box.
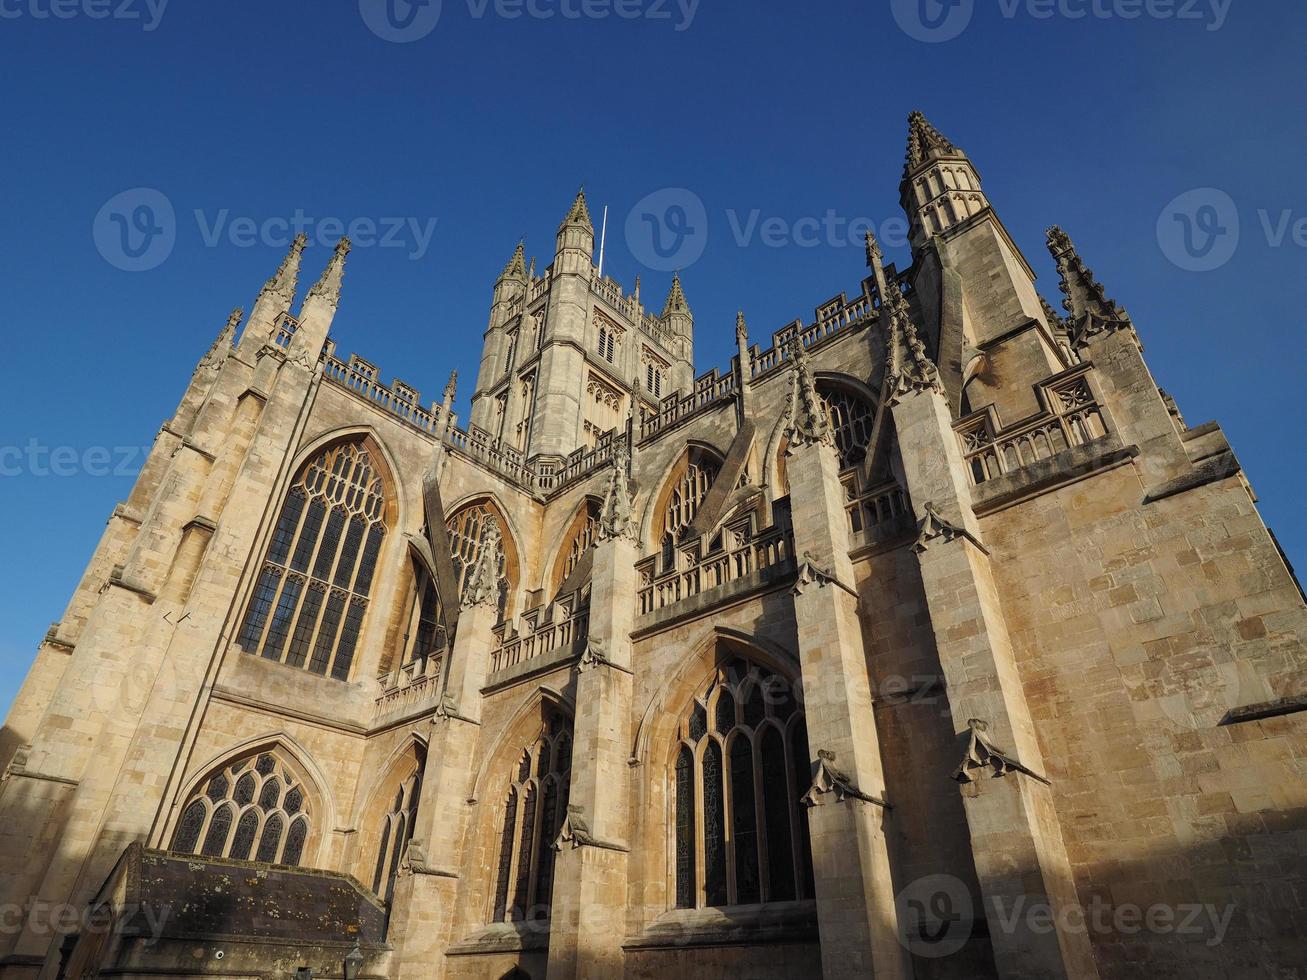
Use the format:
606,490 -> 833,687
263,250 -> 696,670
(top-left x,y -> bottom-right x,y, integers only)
93,189 -> 439,272
0,441 -> 151,479
892,0 -> 1231,43
0,0 -> 167,30
358,0 -> 697,42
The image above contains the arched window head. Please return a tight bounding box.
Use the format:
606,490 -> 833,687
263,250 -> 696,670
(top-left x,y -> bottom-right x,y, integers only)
819,382 -> 875,470
777,384 -> 876,493
549,500 -> 601,597
370,746 -> 425,904
238,439 -> 391,681
659,448 -> 722,564
171,749 -> 313,868
673,657 -> 813,910
491,704 -> 573,924
447,502 -> 516,618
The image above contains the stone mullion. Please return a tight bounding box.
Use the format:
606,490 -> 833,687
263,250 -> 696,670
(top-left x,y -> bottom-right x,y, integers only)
721,732 -> 738,908
694,739 -> 708,908
783,720 -> 806,901
751,730 -> 771,904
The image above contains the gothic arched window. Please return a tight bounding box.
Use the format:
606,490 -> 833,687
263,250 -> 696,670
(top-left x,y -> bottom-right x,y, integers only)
237,440 -> 390,681
491,707 -> 572,923
398,559 -> 445,670
819,383 -> 875,470
371,766 -> 422,904
446,502 -> 515,618
171,750 -> 312,867
549,500 -> 600,596
673,658 -> 813,909
659,449 -> 721,567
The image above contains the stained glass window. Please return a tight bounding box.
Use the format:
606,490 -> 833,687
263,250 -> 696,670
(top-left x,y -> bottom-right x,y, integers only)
170,749 -> 312,867
237,440 -> 389,680
492,706 -> 572,923
673,658 -> 812,909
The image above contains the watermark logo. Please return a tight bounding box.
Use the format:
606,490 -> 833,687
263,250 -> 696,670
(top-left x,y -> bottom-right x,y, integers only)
93,192 -> 440,271
359,0 -> 443,42
0,0 -> 169,31
891,0 -> 974,42
93,188 -> 176,272
1157,187 -> 1239,272
625,187 -> 709,272
896,874 -> 973,957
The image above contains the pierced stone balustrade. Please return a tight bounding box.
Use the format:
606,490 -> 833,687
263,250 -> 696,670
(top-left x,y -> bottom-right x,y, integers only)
491,587 -> 591,675
637,524 -> 795,618
373,645 -> 444,721
954,364 -> 1110,487
841,473 -> 913,542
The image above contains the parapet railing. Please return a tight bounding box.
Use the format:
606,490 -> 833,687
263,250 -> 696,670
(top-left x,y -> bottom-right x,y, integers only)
636,524 -> 795,617
840,473 -> 913,541
639,367 -> 738,441
374,649 -> 444,720
954,364 -> 1109,487
491,587 -> 590,674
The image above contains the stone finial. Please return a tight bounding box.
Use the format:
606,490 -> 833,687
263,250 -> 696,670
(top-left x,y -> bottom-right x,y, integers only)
460,519 -> 502,609
783,337 -> 833,450
598,444 -> 636,542
443,370 -> 458,406
260,233 -> 308,301
1046,226 -> 1133,347
904,110 -> 960,175
306,236 -> 351,309
199,307 -> 243,371
560,186 -> 593,231
501,240 -> 527,281
883,284 -> 943,405
735,311 -> 749,346
661,273 -> 691,319
865,230 -> 883,271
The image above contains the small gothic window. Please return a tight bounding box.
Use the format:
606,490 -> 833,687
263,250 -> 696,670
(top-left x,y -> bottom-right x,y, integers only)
237,440 -> 389,681
673,658 -> 813,909
491,707 -> 573,923
400,560 -> 445,669
551,501 -> 601,595
818,383 -> 875,470
660,450 -> 721,566
446,503 -> 512,618
371,765 -> 422,904
171,750 -> 312,867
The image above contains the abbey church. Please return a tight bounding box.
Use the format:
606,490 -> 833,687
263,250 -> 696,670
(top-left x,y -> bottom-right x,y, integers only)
2,114 -> 1304,979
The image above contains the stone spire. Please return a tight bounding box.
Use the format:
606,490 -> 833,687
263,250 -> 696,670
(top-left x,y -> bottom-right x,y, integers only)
306,237 -> 351,310
501,241 -> 527,281
1046,226 -> 1133,345
904,110 -> 962,176
598,444 -> 636,542
461,520 -> 502,609
784,338 -> 833,449
198,308 -> 242,371
260,233 -> 308,303
662,273 -> 691,318
560,186 -> 593,232
883,285 -> 943,405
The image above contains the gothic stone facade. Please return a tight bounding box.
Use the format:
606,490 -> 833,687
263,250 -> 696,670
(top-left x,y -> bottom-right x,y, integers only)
2,114 -> 1305,980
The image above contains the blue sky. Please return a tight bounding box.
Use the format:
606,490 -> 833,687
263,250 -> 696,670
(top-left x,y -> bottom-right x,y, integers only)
1,0 -> 1304,716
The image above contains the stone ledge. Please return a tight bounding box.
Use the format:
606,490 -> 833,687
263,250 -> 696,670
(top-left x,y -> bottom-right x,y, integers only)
483,641 -> 581,694
971,436 -> 1135,516
1221,695 -> 1307,726
1143,450 -> 1241,504
447,921 -> 549,955
623,901 -> 818,950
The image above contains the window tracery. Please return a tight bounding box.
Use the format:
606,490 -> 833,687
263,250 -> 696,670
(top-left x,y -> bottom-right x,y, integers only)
237,440 -> 388,681
172,750 -> 312,868
672,658 -> 813,909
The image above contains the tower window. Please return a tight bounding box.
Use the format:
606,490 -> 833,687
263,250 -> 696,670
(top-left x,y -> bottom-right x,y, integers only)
237,440 -> 388,681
